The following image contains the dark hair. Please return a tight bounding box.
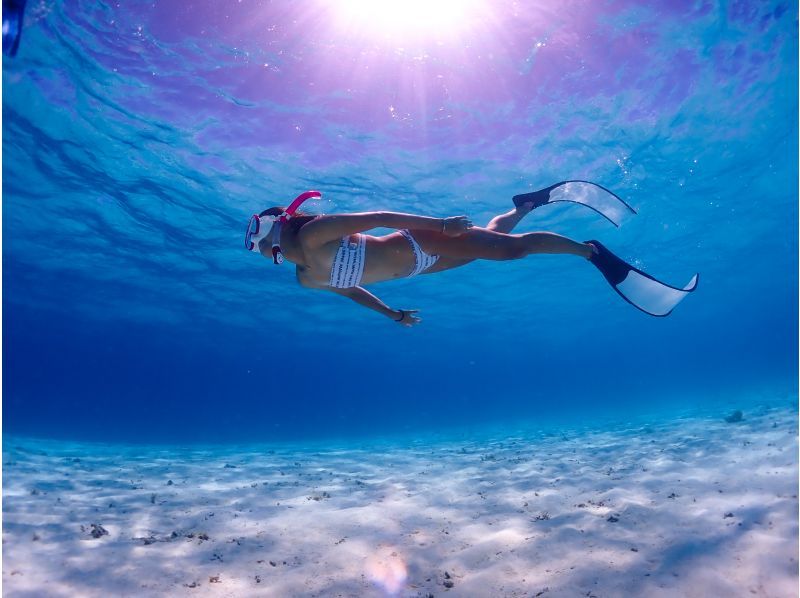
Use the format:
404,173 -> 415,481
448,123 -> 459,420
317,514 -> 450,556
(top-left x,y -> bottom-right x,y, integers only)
259,207 -> 318,235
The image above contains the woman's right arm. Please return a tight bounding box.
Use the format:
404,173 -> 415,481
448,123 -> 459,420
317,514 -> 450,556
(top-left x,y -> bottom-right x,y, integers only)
299,212 -> 471,249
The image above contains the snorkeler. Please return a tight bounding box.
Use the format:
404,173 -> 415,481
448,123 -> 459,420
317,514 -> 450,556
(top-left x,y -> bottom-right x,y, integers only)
244,184 -> 698,324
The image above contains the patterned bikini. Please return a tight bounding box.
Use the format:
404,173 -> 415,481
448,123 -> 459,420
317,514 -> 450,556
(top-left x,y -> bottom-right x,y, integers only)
329,230 -> 440,289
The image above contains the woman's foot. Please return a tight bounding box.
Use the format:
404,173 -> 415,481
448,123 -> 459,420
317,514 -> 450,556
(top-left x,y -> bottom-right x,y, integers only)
514,201 -> 535,217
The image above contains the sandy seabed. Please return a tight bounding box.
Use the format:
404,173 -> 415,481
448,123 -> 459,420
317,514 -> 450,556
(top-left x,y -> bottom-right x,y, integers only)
2,405 -> 798,598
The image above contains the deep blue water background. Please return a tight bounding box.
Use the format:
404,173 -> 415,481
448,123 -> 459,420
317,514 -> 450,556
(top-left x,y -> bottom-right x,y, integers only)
3,0 -> 797,444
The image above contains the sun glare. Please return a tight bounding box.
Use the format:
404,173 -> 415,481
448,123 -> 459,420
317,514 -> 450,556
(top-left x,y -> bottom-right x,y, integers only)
331,0 -> 486,40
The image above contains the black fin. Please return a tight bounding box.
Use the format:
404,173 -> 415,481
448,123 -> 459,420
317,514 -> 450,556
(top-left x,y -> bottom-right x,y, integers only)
586,240 -> 699,317
514,180 -> 636,227
2,0 -> 26,57
512,183 -> 560,210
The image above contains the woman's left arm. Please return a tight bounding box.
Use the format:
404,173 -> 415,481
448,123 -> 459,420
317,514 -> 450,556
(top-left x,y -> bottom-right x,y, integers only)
299,212 -> 471,249
328,285 -> 421,326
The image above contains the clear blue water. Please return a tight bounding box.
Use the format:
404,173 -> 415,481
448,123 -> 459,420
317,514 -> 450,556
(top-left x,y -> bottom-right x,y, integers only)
3,0 -> 797,444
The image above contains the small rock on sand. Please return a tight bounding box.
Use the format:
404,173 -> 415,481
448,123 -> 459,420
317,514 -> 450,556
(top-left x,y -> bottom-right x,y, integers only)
725,410 -> 744,423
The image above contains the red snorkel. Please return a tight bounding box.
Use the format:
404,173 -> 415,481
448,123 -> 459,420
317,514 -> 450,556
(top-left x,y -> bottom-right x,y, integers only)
244,191 -> 323,263
269,190 -> 322,265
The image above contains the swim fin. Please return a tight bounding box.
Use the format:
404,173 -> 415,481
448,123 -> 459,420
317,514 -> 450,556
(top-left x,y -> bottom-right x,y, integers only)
2,0 -> 26,57
513,180 -> 637,227
586,240 -> 699,317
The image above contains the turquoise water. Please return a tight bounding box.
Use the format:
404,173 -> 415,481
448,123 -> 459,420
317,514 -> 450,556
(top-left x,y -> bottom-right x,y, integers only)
3,1 -> 797,443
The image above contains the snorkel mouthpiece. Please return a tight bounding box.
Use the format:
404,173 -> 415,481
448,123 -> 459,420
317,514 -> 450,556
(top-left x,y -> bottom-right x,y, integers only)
244,190 -> 322,264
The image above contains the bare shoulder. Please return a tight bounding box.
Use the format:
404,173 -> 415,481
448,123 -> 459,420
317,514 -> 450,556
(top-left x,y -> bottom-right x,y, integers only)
295,265 -> 328,289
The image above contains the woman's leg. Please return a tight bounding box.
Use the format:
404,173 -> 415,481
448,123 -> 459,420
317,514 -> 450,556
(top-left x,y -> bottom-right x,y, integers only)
416,227 -> 593,261
423,204 -> 535,273
484,204 -> 533,234
419,202 -> 591,270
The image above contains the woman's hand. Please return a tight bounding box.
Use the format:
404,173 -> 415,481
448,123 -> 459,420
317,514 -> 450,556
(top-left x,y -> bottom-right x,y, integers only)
442,216 -> 473,237
394,309 -> 421,327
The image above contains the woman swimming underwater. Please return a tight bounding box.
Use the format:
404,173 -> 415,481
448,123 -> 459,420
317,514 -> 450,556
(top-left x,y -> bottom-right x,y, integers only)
244,184 -> 699,322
